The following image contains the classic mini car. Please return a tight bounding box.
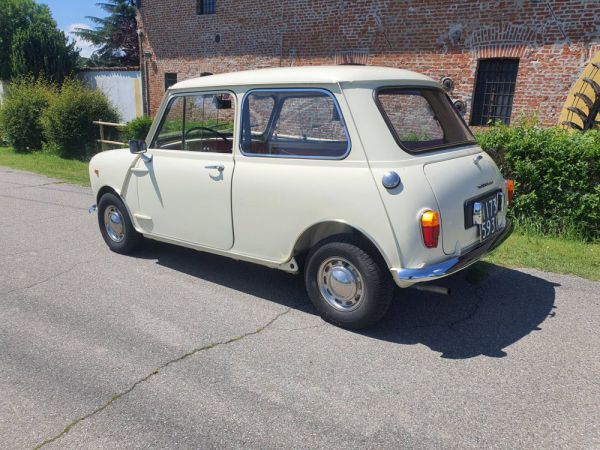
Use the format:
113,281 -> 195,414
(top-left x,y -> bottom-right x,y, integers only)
89,66 -> 513,329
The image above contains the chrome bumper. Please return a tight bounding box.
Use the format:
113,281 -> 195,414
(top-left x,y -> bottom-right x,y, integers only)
391,220 -> 513,287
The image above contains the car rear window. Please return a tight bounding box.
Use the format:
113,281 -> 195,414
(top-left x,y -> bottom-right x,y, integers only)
376,88 -> 475,153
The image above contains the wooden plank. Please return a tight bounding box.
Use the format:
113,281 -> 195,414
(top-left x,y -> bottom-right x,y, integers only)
97,139 -> 127,146
99,123 -> 105,152
93,121 -> 126,127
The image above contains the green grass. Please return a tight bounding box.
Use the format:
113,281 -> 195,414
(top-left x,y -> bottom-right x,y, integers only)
0,146 -> 597,280
0,147 -> 90,186
485,231 -> 600,281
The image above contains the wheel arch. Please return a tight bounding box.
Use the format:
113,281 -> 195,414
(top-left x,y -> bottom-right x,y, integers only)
96,185 -> 143,234
96,185 -> 121,204
292,220 -> 392,270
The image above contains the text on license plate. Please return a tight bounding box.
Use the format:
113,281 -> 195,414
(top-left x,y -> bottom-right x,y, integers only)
474,193 -> 503,241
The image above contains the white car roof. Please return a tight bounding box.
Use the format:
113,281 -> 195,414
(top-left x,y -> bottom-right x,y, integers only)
171,65 -> 439,90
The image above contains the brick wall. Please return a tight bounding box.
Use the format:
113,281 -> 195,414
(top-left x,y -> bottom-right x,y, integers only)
137,0 -> 600,126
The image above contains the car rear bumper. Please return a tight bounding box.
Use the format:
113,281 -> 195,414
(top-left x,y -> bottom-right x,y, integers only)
391,220 -> 513,287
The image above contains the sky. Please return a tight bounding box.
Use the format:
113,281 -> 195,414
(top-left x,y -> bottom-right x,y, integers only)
40,0 -> 108,57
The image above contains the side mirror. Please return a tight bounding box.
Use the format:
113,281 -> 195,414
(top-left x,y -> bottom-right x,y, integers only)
129,140 -> 147,154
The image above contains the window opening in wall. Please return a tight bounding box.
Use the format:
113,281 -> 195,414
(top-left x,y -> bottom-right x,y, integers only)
164,73 -> 178,91
471,58 -> 520,126
197,0 -> 216,15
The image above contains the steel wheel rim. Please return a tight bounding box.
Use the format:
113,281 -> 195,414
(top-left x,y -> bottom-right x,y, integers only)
317,257 -> 365,312
104,205 -> 125,243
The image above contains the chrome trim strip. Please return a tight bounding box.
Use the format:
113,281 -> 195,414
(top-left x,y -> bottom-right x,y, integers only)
396,258 -> 460,281
392,220 -> 513,285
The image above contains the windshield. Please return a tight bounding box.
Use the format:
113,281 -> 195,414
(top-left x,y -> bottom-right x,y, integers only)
376,88 -> 475,153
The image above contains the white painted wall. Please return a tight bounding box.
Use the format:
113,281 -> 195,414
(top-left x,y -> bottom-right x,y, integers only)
0,80 -> 7,105
79,70 -> 143,122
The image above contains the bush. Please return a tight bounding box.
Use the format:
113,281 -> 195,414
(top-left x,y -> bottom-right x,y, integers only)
122,115 -> 153,141
0,78 -> 55,152
476,125 -> 600,241
42,79 -> 119,159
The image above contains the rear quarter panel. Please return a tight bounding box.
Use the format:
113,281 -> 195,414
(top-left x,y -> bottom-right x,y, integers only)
341,82 -> 483,269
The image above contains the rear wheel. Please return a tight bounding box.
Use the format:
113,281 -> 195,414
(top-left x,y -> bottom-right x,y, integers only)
304,237 -> 393,329
98,193 -> 143,254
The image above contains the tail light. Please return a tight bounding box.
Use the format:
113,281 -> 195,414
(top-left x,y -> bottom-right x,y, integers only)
421,210 -> 440,248
505,179 -> 515,204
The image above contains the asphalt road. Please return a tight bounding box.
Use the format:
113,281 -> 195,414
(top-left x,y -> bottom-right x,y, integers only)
0,167 -> 598,449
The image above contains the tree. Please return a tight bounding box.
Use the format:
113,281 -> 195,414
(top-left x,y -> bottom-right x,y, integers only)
74,0 -> 139,67
10,21 -> 79,83
0,0 -> 55,80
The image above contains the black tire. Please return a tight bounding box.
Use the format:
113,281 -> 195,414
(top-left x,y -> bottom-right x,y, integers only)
304,236 -> 393,329
97,192 -> 143,254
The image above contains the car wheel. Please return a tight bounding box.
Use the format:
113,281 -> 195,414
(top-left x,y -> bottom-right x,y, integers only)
304,237 -> 393,329
97,192 -> 143,254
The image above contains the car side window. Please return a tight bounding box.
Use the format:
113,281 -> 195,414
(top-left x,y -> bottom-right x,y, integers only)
152,92 -> 235,153
241,89 -> 350,159
153,97 -> 185,150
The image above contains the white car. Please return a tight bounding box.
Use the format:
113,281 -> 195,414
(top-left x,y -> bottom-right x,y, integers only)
89,66 -> 513,329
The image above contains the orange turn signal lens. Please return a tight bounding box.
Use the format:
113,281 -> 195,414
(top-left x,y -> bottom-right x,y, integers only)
421,210 -> 440,248
506,179 -> 515,204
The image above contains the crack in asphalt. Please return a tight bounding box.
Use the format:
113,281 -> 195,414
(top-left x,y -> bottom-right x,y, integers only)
446,265 -> 510,330
33,307 -> 294,449
0,181 -> 65,192
271,322 -> 327,332
0,193 -> 87,211
0,258 -> 103,297
381,265 -> 505,334
0,174 -> 90,195
0,239 -> 100,260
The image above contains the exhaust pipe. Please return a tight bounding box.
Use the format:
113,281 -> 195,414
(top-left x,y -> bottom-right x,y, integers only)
413,284 -> 451,296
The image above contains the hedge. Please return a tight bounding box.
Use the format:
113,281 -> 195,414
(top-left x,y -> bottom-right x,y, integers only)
42,79 -> 119,159
0,78 -> 56,152
122,115 -> 153,141
477,125 -> 599,241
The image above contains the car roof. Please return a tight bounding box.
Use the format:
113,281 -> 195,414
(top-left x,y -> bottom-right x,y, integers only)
171,65 -> 439,90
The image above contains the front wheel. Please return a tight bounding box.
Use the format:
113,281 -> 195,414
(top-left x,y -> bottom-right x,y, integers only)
97,193 -> 143,254
304,238 -> 393,329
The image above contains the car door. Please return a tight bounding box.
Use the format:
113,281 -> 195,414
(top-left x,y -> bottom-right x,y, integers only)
133,91 -> 236,250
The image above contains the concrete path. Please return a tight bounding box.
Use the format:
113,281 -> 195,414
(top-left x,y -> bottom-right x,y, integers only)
0,167 -> 598,449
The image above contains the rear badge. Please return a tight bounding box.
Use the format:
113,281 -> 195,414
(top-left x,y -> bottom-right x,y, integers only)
477,180 -> 493,189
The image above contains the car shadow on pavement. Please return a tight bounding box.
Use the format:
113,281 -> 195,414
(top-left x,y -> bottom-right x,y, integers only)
366,262 -> 559,359
135,241 -> 558,360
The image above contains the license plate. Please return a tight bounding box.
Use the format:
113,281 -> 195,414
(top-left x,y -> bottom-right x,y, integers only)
473,193 -> 503,242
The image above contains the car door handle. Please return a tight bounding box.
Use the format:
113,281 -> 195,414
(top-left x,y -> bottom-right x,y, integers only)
205,164 -> 225,172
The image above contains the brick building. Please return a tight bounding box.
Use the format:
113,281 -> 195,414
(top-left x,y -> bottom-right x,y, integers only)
136,0 -> 600,127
